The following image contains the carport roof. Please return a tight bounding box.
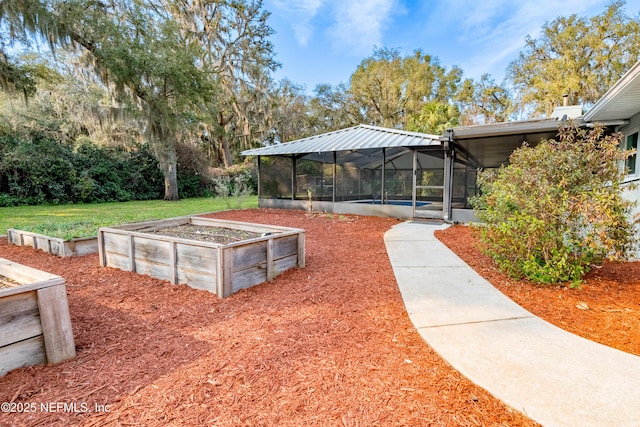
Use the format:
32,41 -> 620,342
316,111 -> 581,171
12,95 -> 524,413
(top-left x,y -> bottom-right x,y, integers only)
241,124 -> 442,156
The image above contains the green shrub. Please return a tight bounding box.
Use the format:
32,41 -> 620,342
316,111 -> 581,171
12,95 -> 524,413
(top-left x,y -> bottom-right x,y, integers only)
0,132 -> 79,204
471,124 -> 638,286
0,130 -> 165,205
211,164 -> 256,209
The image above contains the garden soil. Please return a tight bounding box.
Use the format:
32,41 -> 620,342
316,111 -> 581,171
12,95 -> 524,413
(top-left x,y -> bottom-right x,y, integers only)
0,209 -> 636,426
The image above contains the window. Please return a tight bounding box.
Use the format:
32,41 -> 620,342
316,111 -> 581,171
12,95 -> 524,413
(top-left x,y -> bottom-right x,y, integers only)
626,131 -> 638,175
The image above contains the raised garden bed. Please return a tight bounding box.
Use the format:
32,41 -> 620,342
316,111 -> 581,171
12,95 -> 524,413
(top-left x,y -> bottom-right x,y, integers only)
7,228 -> 98,257
98,216 -> 305,297
0,258 -> 76,377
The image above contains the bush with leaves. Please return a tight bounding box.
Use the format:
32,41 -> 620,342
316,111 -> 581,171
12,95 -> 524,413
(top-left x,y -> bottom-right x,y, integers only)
0,132 -> 79,205
471,124 -> 638,285
0,131 -> 167,205
211,164 -> 256,209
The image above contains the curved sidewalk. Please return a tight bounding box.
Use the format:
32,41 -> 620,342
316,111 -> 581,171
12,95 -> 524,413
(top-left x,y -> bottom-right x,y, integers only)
384,221 -> 640,427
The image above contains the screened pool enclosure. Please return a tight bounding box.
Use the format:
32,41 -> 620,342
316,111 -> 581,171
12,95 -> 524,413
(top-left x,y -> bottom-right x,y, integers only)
242,125 -> 479,221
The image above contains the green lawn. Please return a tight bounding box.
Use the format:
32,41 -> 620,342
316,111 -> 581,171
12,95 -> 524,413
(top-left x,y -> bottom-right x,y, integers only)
0,196 -> 258,240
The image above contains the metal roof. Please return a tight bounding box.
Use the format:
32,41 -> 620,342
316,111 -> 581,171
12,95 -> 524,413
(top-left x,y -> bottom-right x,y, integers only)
583,60 -> 640,122
241,124 -> 442,156
449,117 -> 568,140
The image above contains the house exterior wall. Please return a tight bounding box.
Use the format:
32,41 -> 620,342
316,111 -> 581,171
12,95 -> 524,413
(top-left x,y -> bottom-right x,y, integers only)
619,112 -> 640,258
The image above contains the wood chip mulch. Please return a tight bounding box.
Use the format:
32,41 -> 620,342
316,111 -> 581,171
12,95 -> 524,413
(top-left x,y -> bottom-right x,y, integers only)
12,208 -> 634,426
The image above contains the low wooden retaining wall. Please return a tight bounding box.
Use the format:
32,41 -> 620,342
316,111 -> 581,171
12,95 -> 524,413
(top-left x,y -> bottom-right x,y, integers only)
98,216 -> 305,298
0,258 -> 76,377
7,229 -> 98,257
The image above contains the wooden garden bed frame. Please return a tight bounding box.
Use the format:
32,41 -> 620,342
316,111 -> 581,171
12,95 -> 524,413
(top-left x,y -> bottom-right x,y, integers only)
98,216 -> 305,298
0,258 -> 76,377
7,229 -> 98,257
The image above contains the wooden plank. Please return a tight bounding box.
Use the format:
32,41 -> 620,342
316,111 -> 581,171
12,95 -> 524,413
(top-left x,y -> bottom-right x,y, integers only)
222,247 -> 234,298
51,240 -> 64,257
232,241 -> 267,271
0,278 -> 65,299
102,233 -> 130,257
98,230 -> 106,267
297,231 -> 306,268
189,217 -> 289,233
0,291 -> 42,348
216,249 -> 224,297
272,235 -> 298,259
102,252 -> 131,271
231,254 -> 297,293
0,336 -> 46,377
6,229 -> 17,245
37,284 -> 76,364
274,254 -> 299,274
133,258 -> 172,282
132,236 -> 171,264
175,244 -> 218,272
129,235 -> 135,272
176,267 -> 216,293
66,238 -> 99,257
169,241 -> 177,284
105,216 -> 191,232
267,238 -> 274,281
0,258 -> 62,285
21,234 -> 36,249
231,265 -> 268,293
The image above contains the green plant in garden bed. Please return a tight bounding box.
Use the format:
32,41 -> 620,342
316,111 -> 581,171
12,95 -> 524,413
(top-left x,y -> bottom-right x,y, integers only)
0,196 -> 258,239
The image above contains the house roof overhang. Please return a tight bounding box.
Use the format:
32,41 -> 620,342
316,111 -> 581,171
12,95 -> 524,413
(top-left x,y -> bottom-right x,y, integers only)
446,118 -> 572,169
583,60 -> 640,122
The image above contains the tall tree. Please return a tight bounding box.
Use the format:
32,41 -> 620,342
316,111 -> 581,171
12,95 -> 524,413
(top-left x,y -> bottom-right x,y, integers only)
270,78 -> 309,143
348,47 -> 463,129
307,82 -> 361,134
160,0 -> 279,167
406,101 -> 459,134
56,0 -> 211,200
507,1 -> 640,117
0,0 -> 66,99
0,0 -> 212,200
457,74 -> 513,125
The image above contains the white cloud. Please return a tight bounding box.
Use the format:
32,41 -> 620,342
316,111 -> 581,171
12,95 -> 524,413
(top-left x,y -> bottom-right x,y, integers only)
269,0 -> 400,54
270,0 -> 326,46
328,0 -> 400,55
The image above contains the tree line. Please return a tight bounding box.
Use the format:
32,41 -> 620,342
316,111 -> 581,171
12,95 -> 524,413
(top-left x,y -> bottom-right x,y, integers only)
1,0 -> 639,202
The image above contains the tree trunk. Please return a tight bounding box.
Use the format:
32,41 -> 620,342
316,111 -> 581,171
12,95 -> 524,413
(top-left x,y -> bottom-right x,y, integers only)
161,146 -> 179,201
149,115 -> 180,201
218,134 -> 234,168
216,111 -> 234,168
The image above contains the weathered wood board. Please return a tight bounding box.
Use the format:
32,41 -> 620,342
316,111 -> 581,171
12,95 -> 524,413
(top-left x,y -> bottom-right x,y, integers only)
0,258 -> 76,377
7,229 -> 98,257
98,216 -> 305,298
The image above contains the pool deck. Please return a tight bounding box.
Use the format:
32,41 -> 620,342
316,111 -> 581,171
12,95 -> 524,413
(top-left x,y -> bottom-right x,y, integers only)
384,220 -> 640,427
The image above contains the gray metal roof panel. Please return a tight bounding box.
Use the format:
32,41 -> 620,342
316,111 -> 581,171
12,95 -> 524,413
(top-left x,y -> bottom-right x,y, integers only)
450,118 -> 571,139
241,124 -> 442,156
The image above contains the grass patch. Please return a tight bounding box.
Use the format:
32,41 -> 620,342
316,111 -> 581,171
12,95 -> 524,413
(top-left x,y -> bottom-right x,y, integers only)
0,196 -> 258,240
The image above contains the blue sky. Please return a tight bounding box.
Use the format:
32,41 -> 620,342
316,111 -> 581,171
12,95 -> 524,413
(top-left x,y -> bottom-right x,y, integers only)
263,0 -> 640,92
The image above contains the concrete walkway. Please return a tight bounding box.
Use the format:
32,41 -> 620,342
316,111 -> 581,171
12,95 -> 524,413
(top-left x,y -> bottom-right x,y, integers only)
384,221 -> 640,427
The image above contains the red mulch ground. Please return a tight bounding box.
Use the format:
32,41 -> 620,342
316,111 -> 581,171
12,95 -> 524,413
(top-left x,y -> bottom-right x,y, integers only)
2,209 -> 635,426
